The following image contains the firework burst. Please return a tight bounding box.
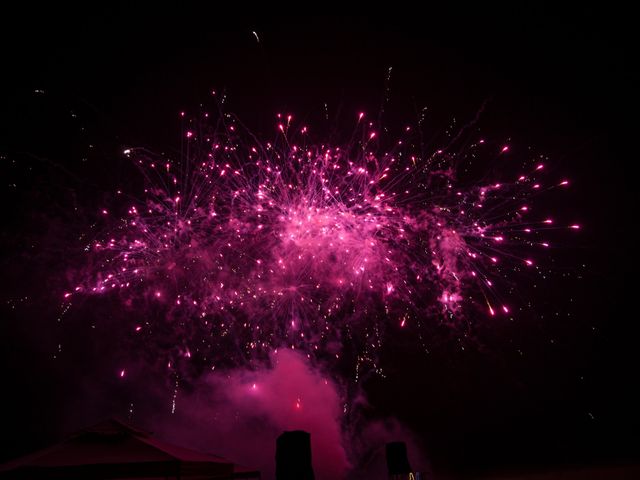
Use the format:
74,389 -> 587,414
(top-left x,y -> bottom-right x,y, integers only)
65,108 -> 579,376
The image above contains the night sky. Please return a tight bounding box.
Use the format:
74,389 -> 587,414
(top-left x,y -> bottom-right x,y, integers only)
0,4 -> 637,478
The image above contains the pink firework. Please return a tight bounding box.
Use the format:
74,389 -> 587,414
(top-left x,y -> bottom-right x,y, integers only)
67,110 -> 579,371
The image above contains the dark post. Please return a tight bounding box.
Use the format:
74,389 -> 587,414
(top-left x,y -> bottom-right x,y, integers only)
275,430 -> 315,480
385,441 -> 412,478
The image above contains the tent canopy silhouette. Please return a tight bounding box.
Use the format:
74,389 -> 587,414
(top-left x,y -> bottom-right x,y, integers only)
0,417 -> 260,479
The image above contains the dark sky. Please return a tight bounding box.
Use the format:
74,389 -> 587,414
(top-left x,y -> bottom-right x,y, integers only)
0,3 -> 637,477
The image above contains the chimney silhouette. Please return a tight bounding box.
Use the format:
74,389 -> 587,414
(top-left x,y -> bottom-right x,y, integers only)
276,430 -> 315,480
385,441 -> 412,478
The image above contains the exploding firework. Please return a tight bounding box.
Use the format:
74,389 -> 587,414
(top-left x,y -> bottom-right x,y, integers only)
65,106 -> 579,377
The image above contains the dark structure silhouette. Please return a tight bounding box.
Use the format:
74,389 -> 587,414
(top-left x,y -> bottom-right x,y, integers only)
385,441 -> 412,478
0,418 -> 259,479
275,430 -> 314,480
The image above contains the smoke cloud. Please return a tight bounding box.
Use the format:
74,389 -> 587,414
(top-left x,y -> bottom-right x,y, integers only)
148,350 -> 429,479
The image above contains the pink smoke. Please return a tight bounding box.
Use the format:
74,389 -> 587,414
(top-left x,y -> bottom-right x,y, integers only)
152,350 -> 349,479
148,350 -> 428,479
